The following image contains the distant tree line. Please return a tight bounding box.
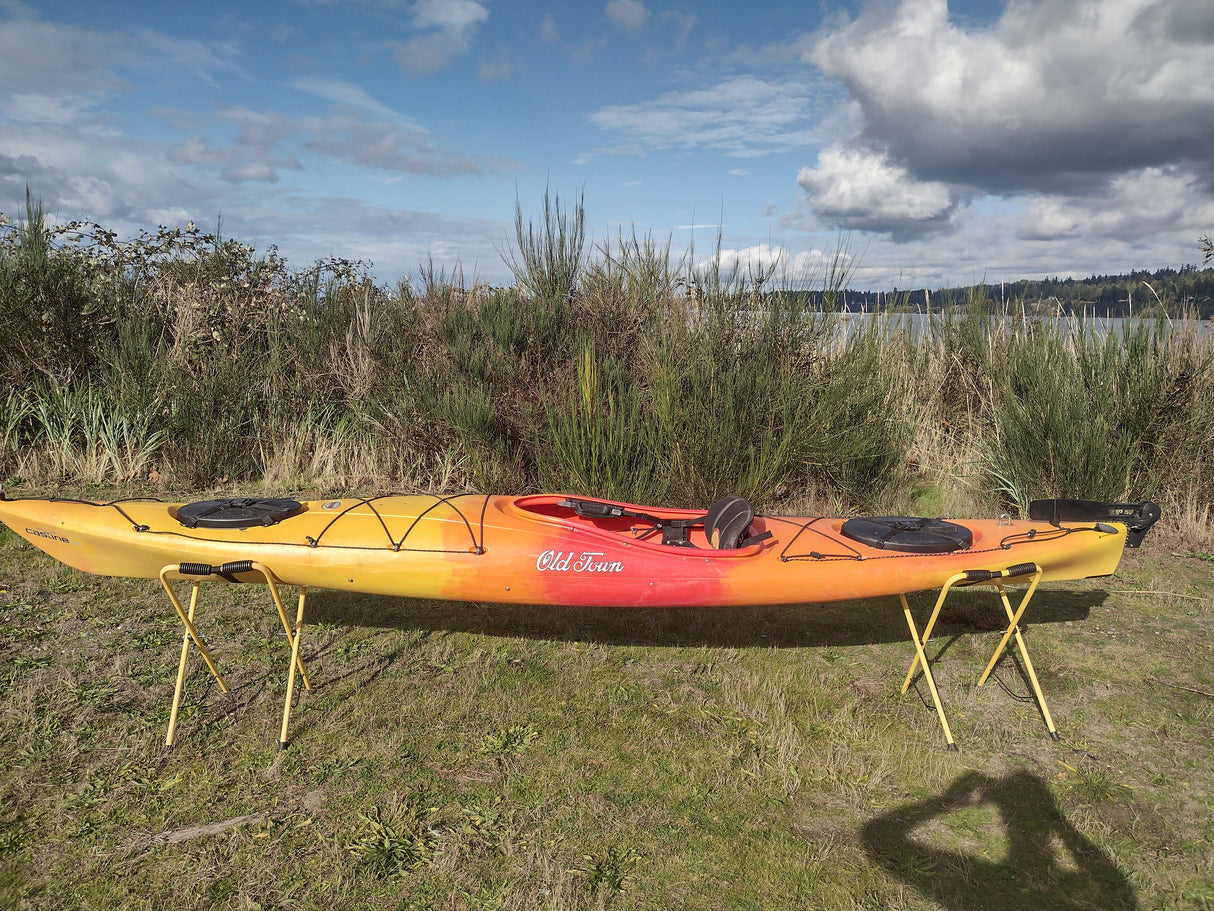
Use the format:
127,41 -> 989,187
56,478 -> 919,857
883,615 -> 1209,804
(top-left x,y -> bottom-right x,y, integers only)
794,264 -> 1214,318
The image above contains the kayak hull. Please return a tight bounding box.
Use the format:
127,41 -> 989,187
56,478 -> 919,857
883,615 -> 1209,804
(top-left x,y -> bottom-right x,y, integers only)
0,493 -> 1130,607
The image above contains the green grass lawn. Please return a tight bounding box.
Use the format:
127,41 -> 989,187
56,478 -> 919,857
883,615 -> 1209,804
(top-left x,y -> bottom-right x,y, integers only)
1,521 -> 1211,910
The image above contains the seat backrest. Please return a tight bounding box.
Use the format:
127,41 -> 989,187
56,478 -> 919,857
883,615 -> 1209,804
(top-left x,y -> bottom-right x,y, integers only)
704,495 -> 755,549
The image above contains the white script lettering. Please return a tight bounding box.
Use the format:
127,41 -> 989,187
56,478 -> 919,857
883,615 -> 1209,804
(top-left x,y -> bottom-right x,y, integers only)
536,550 -> 624,574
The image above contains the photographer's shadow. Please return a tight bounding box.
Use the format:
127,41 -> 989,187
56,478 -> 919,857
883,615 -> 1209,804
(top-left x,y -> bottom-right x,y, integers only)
861,770 -> 1137,910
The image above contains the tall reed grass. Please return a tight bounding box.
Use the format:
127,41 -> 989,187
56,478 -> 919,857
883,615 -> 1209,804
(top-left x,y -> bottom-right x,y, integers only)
2,191 -> 1211,539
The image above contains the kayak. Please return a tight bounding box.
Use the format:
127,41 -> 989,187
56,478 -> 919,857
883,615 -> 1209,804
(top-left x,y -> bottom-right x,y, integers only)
0,491 -> 1159,608
0,490 -> 1160,750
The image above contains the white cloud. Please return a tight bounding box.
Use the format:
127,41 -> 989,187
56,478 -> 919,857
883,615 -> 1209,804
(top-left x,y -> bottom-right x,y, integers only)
166,106 -> 305,185
606,0 -> 649,31
1,122 -> 188,224
1018,166 -> 1214,242
698,243 -> 842,286
411,0 -> 489,33
796,146 -> 954,235
289,78 -> 430,133
1,93 -> 98,125
704,242 -> 783,278
394,0 -> 489,75
219,106 -> 298,151
303,112 -> 484,177
0,6 -> 509,282
0,113 -> 507,281
793,0 -> 1214,256
0,17 -> 240,137
0,19 -> 126,96
590,76 -> 819,157
805,0 -> 1214,192
393,36 -> 461,76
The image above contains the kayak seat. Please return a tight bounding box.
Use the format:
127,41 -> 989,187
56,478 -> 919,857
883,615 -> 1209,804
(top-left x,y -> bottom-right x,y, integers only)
557,495 -> 771,550
705,495 -> 760,549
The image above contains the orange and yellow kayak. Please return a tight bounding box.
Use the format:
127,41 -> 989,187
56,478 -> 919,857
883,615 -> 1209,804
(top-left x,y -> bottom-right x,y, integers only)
0,492 -> 1159,607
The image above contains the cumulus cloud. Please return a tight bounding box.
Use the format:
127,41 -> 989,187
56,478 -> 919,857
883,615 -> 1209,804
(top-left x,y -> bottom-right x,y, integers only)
796,146 -> 955,237
796,0 -> 1214,241
1017,166 -> 1214,242
0,122 -> 191,225
808,0 -> 1214,190
606,0 -> 649,31
590,75 -> 818,157
699,243 -> 844,286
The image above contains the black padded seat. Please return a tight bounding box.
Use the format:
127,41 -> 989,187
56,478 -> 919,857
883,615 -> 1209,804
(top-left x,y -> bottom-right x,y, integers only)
705,495 -> 756,549
840,516 -> 973,554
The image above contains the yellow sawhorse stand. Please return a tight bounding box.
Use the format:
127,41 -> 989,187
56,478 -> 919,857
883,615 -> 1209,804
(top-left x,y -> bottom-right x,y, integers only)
159,560 -> 310,753
899,561 -> 1056,750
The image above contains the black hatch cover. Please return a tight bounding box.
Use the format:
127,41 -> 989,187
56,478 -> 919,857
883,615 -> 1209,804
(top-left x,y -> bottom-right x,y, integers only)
176,497 -> 304,529
840,516 -> 973,554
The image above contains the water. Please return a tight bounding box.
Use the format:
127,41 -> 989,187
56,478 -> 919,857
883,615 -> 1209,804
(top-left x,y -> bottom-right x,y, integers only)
827,310 -> 1214,340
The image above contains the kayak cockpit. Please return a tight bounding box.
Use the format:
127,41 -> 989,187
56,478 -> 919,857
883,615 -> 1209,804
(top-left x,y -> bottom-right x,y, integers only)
510,494 -> 774,552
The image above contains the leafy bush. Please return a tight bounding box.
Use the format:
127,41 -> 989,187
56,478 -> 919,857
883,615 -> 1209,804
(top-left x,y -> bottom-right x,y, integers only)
1,187 -> 1210,539
980,315 -> 1213,515
0,192 -> 109,386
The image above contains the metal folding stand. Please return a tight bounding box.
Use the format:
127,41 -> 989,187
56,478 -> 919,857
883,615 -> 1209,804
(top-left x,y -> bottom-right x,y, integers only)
158,560 -> 311,753
900,561 -> 1056,750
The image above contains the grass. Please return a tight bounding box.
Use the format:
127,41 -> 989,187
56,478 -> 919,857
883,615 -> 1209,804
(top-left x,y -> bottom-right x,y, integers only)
1,517 -> 1212,909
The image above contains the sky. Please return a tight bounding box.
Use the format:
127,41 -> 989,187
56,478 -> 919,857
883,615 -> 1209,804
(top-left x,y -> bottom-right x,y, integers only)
1,0 -> 1213,290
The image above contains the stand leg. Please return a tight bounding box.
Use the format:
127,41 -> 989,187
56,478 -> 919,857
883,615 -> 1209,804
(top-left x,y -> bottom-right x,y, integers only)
159,563 -> 316,752
162,580 -> 229,752
277,587 -> 309,750
977,576 -> 1058,739
902,582 -> 955,693
264,572 -> 311,690
900,593 -> 957,750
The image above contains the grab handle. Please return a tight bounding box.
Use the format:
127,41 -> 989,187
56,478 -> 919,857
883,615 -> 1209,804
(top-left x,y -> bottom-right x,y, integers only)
964,562 -> 1038,582
177,560 -> 255,578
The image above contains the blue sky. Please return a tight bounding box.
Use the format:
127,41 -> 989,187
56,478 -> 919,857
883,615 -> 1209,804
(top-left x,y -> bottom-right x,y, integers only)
2,0 -> 1212,289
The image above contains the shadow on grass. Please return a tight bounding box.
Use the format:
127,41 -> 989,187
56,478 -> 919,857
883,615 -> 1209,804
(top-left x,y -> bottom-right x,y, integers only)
861,770 -> 1137,910
303,587 -> 1109,651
